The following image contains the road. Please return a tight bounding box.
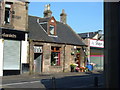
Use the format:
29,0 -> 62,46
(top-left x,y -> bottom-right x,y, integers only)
0,73 -> 104,89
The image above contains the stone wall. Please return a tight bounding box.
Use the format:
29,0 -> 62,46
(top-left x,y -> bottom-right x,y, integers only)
0,0 -> 28,31
0,1 -> 4,27
12,1 -> 28,31
64,45 -> 74,72
29,41 -> 85,74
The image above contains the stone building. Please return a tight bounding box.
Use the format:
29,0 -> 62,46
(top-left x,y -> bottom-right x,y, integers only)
28,5 -> 86,74
0,0 -> 29,76
78,30 -> 104,70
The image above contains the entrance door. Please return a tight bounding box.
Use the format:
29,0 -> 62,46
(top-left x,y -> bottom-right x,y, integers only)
34,53 -> 42,73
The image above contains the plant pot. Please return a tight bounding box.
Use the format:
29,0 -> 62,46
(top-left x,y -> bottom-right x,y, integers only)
71,66 -> 75,72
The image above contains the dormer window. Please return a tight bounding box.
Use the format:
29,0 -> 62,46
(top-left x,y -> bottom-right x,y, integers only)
49,25 -> 55,35
4,2 -> 12,24
38,17 -> 57,36
48,17 -> 56,36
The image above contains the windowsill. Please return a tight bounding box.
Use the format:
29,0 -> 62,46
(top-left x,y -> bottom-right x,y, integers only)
50,66 -> 62,68
48,35 -> 58,37
4,23 -> 11,25
3,23 -> 13,27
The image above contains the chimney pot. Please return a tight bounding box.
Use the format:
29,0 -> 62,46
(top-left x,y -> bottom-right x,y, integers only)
43,4 -> 52,17
60,9 -> 67,24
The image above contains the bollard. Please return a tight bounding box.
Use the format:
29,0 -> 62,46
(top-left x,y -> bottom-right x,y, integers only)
94,77 -> 98,87
52,76 -> 56,89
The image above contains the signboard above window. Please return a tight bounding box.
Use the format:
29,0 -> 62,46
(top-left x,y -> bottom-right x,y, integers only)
34,46 -> 42,53
90,39 -> 104,48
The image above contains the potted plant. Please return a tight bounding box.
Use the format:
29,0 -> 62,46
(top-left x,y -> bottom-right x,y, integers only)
71,52 -> 75,55
70,63 -> 77,72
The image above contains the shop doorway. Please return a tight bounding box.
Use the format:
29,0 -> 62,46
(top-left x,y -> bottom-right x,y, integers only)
34,53 -> 42,73
75,48 -> 81,67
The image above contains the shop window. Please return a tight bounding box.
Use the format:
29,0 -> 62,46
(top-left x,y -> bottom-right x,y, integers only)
51,47 -> 61,66
4,3 -> 12,24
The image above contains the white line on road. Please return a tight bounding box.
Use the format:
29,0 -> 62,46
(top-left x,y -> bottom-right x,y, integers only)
0,81 -> 40,87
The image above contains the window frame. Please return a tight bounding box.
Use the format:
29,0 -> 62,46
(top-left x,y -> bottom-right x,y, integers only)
48,17 -> 57,36
51,47 -> 61,66
4,2 -> 12,24
49,25 -> 55,36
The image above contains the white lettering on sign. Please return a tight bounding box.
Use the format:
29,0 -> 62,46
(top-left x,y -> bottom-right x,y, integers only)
34,46 -> 42,53
90,39 -> 104,48
2,33 -> 16,38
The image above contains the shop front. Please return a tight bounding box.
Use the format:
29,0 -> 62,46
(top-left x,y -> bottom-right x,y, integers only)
0,28 -> 27,76
89,39 -> 104,70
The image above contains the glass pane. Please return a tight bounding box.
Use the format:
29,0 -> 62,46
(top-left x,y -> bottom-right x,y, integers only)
5,8 -> 10,24
50,25 -> 54,35
51,52 -> 60,66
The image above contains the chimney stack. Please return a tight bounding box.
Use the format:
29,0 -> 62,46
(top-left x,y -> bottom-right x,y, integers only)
60,9 -> 67,24
43,4 -> 52,18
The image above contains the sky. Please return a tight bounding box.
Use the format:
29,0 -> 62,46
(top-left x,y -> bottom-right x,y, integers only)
28,2 -> 103,33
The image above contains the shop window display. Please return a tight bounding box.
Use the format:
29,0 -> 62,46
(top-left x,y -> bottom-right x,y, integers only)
51,47 -> 60,66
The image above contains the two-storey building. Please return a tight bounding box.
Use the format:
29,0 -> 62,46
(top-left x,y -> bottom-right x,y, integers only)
0,0 -> 29,76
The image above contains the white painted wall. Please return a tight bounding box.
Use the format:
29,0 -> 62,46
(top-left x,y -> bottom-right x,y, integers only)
21,33 -> 28,63
0,39 -> 3,76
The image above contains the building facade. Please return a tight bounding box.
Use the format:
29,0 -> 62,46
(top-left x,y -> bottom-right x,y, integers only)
0,0 -> 29,76
28,5 -> 86,74
0,1 -> 86,76
78,30 -> 104,70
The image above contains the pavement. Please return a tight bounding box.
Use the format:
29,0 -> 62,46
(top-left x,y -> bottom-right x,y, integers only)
0,70 -> 103,82
0,70 -> 104,89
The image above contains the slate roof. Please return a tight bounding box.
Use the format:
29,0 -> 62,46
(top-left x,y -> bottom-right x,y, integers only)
78,32 -> 98,39
28,16 -> 86,46
39,17 -> 51,23
98,34 -> 104,40
78,31 -> 104,40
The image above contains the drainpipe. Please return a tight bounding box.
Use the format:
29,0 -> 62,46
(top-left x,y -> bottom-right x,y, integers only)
63,43 -> 66,72
29,39 -> 33,75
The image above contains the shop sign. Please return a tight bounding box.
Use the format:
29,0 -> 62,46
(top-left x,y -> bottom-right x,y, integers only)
1,28 -> 26,40
2,33 -> 16,38
34,46 -> 42,53
90,39 -> 104,48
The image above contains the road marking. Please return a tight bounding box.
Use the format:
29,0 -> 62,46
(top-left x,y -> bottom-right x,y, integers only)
0,81 -> 40,87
